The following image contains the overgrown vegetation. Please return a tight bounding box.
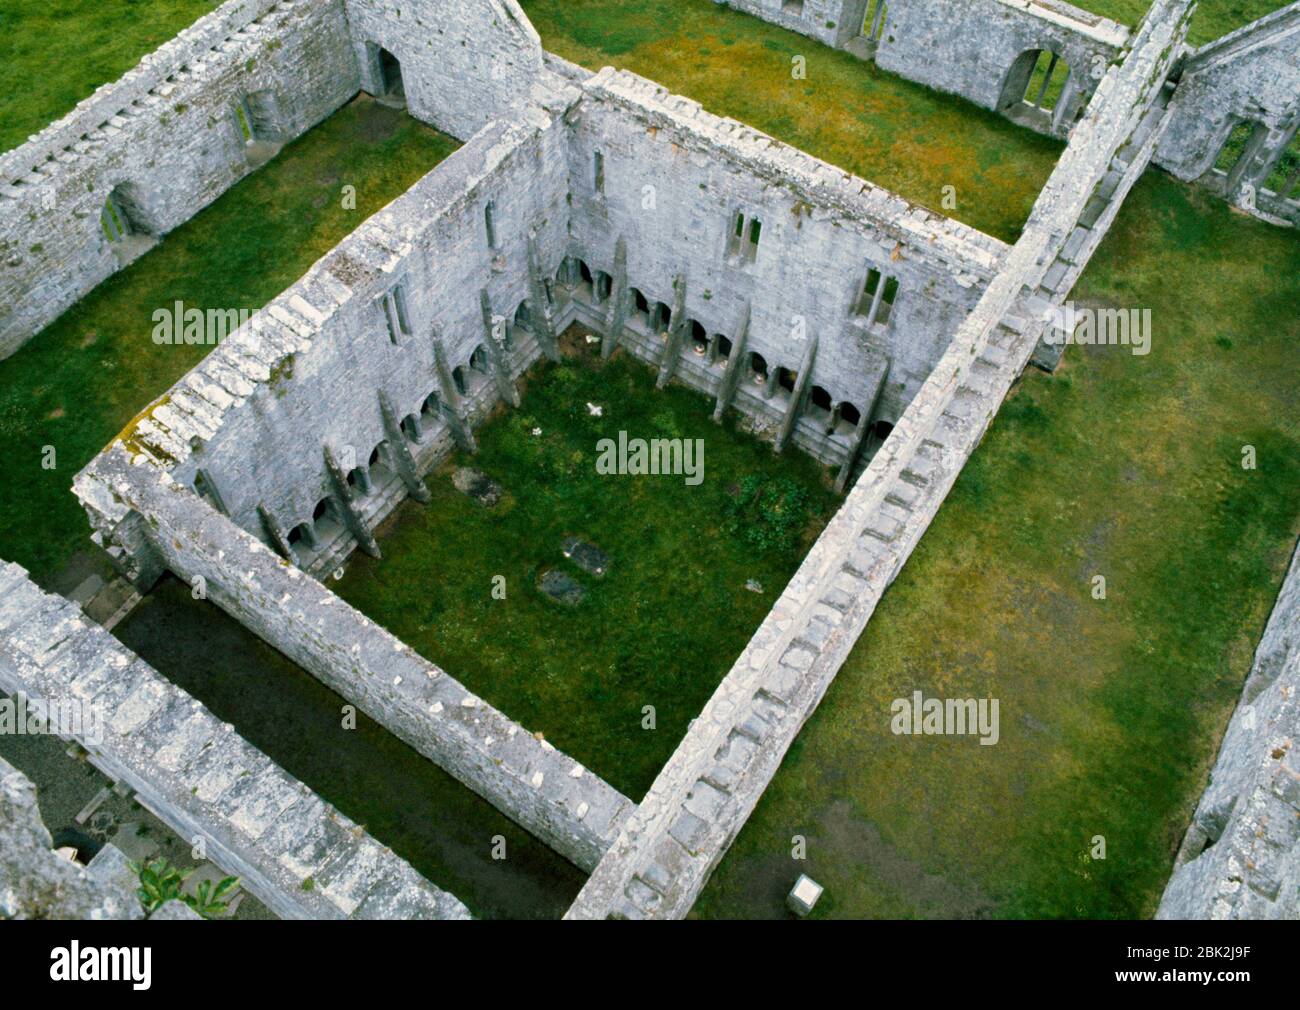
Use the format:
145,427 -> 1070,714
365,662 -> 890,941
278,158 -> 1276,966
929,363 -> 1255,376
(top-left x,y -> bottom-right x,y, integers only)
0,0 -> 221,153
131,857 -> 239,919
695,174 -> 1300,919
0,98 -> 457,590
333,344 -> 837,799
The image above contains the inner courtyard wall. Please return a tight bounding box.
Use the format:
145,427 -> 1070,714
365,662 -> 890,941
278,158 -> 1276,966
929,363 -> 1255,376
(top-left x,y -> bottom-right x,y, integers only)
98,106 -> 573,557
566,69 -> 1006,449
0,0 -> 361,359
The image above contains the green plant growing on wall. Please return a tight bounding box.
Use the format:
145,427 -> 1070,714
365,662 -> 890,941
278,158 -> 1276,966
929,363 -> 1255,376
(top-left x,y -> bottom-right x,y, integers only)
131,858 -> 240,919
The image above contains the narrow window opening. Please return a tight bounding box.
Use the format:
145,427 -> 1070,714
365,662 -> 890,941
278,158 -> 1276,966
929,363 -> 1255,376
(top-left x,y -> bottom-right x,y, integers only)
862,0 -> 888,41
690,320 -> 709,356
594,151 -> 605,194
485,202 -> 499,251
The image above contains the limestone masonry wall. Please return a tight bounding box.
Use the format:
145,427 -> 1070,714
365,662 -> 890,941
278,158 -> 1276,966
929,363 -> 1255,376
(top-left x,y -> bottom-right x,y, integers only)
1158,538 -> 1300,919
567,69 -> 1005,447
0,562 -> 471,919
0,0 -> 361,359
726,0 -> 1129,137
74,451 -> 633,872
1,754 -> 144,920
1156,3 -> 1300,225
342,0 -> 547,140
566,0 -> 1194,919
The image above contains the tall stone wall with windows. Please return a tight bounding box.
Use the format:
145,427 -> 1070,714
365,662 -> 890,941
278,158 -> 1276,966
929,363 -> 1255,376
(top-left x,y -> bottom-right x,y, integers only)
566,68 -> 1006,463
0,0 -> 360,359
83,103 -> 573,574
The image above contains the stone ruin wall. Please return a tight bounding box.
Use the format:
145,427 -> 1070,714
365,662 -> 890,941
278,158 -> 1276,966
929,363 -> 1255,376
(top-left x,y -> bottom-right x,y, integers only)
74,447 -> 634,874
96,104 -> 572,570
0,562 -> 471,919
732,0 -> 1299,224
566,69 -> 1007,466
342,0 -> 547,141
0,0 -> 555,361
727,0 -> 1129,136
0,0 -> 361,359
1158,4 -> 1300,225
567,0 -> 1195,918
1158,539 -> 1300,919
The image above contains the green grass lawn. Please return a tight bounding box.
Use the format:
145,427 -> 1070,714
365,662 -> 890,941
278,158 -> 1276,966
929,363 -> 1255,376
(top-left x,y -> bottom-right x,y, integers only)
333,341 -> 837,800
519,0 -> 1061,242
0,97 -> 458,590
694,174 -> 1300,919
1071,1 -> 1293,46
0,0 -> 221,154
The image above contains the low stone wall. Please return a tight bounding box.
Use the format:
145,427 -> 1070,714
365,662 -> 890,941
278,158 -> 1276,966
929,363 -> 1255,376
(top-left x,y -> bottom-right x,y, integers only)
74,452 -> 634,873
565,0 -> 1194,920
0,562 -> 470,919
0,0 -> 361,358
1158,539 -> 1300,919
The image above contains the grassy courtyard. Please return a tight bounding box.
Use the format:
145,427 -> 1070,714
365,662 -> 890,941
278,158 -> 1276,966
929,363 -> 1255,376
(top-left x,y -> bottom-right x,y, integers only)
0,0 -> 221,153
694,173 -> 1300,919
334,342 -> 838,800
520,0 -> 1062,243
1072,1 -> 1293,45
0,97 -> 457,590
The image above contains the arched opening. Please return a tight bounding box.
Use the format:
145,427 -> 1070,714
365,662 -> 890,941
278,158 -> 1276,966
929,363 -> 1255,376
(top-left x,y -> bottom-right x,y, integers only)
514,301 -> 532,332
368,441 -> 393,485
776,366 -> 797,397
346,465 -> 372,496
312,498 -> 342,542
452,366 -> 467,397
809,385 -> 833,413
101,183 -> 152,242
630,288 -> 650,328
749,352 -> 768,386
712,334 -> 732,364
652,301 -> 672,335
873,419 -> 895,442
376,46 -> 404,99
1000,49 -> 1073,128
287,522 -> 317,550
469,344 -> 490,374
577,260 -> 595,302
400,413 -> 423,443
689,320 -> 709,357
595,271 -> 613,303
421,392 -> 440,420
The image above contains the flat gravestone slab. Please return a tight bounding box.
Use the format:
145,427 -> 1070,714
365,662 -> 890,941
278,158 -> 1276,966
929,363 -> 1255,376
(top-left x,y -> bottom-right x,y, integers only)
452,468 -> 503,507
539,570 -> 586,606
562,537 -> 609,577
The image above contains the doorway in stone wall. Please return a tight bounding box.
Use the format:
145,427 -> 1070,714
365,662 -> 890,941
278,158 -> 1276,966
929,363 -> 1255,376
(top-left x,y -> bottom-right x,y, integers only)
374,45 -> 406,107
